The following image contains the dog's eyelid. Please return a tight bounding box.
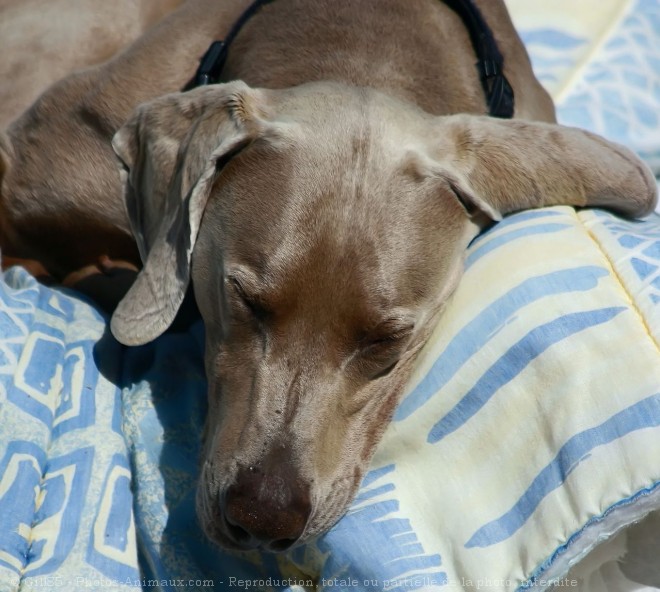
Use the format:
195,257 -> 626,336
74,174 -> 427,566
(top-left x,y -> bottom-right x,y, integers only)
446,180 -> 477,216
362,321 -> 414,348
227,274 -> 248,296
430,171 -> 477,216
226,269 -> 257,295
354,328 -> 409,380
226,274 -> 268,314
370,361 -> 399,380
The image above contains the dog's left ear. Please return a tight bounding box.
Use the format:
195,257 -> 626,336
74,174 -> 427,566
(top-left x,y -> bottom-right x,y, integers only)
430,115 -> 657,221
110,82 -> 270,346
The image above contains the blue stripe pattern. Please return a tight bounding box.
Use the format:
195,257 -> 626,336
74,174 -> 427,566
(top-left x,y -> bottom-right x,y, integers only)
428,307 -> 626,443
466,223 -> 571,269
466,393 -> 660,548
469,210 -> 564,248
520,29 -> 588,49
395,267 -> 609,422
315,465 -> 447,591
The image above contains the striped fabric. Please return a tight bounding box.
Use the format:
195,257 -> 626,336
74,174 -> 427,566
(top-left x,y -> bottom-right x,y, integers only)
1,1 -> 660,590
4,206 -> 658,591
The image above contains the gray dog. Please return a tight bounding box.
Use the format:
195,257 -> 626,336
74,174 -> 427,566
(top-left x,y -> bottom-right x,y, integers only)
0,0 -> 656,552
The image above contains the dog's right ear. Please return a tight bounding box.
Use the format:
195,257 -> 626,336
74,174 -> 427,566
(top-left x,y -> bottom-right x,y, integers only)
110,82 -> 270,346
427,115 -> 657,221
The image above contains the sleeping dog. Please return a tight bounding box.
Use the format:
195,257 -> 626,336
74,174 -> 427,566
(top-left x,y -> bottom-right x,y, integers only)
0,0 -> 656,552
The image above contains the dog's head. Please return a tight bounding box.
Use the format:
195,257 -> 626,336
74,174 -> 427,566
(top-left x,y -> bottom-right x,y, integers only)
110,81 -> 656,551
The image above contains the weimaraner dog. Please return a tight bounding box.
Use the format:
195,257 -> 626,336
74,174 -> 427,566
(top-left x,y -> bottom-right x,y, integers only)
0,0 -> 656,552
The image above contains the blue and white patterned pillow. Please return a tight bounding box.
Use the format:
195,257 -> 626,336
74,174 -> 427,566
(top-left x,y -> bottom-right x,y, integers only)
0,271 -> 139,591
120,207 -> 660,592
2,3 -> 660,591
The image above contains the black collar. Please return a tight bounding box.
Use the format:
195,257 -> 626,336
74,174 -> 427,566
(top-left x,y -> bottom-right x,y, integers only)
441,0 -> 514,118
184,0 -> 514,119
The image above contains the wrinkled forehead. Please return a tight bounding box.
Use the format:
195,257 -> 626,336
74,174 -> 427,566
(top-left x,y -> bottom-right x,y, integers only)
206,123 -> 403,257
267,83 -> 435,161
196,86 -> 466,303
207,88 -> 433,238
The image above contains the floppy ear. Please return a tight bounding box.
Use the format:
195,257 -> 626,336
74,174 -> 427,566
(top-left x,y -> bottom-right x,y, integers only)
110,81 -> 269,346
432,115 -> 657,221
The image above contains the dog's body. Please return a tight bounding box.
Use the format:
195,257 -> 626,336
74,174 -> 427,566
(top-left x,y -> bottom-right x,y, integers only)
0,0 -> 656,552
0,0 -> 185,129
0,0 -> 555,276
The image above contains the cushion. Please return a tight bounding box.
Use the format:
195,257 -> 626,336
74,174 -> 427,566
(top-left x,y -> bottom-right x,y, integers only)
1,1 -> 660,589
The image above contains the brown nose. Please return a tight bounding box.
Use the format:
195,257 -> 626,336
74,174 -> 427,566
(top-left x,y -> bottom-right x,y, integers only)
223,462 -> 312,551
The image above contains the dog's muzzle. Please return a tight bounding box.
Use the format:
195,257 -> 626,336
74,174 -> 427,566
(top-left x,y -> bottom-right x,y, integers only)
220,447 -> 312,551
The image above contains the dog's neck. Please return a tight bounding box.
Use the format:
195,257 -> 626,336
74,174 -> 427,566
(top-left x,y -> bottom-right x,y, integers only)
188,0 -> 514,118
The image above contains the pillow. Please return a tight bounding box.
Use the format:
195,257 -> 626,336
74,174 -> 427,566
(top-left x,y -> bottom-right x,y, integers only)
1,209 -> 658,592
121,207 -> 660,591
0,270 -> 140,591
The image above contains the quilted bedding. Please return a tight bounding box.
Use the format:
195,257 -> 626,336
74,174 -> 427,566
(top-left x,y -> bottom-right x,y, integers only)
1,1 -> 660,591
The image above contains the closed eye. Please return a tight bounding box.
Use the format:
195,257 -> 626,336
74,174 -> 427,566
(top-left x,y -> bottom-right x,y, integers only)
360,321 -> 414,349
363,330 -> 412,349
228,275 -> 269,321
370,361 -> 399,380
356,323 -> 414,379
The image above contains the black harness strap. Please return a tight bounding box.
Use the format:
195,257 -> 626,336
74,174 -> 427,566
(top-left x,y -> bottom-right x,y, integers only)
183,0 -> 275,90
185,0 -> 515,118
441,0 -> 514,118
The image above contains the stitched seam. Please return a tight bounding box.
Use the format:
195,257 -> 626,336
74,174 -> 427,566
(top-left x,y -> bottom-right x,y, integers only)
517,477 -> 660,590
17,277 -> 66,577
574,209 -> 660,354
21,382 -> 61,575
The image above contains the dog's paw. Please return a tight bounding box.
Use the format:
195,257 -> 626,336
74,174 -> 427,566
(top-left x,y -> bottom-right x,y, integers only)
1,254 -> 55,283
62,256 -> 139,314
